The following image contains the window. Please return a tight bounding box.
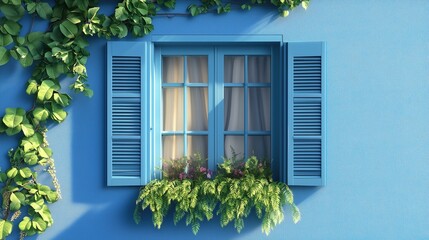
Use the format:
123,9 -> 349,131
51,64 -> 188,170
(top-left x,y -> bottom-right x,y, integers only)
107,36 -> 326,187
154,46 -> 276,175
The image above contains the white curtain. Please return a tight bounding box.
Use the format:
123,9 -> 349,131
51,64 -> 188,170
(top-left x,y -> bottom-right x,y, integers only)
163,56 -> 209,159
224,56 -> 270,159
163,55 -> 270,160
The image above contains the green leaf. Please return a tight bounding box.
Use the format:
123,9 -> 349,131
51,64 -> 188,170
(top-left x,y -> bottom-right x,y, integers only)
65,0 -> 76,8
5,125 -> 22,136
0,34 -> 13,47
59,20 -> 78,39
282,10 -> 289,17
21,123 -> 35,137
21,132 -> 43,152
3,19 -> 21,35
53,93 -> 71,107
19,53 -> 33,67
9,0 -> 22,5
76,0 -> 89,11
67,16 -> 81,24
7,167 -> 18,178
14,46 -> 28,59
3,108 -> 25,128
88,7 -> 99,20
36,2 -> 52,20
19,167 -> 33,178
84,88 -> 93,98
26,80 -> 38,95
33,107 -> 49,121
302,1 -> 309,10
0,47 -> 10,66
73,63 -> 86,75
0,173 -> 6,182
292,204 -> 301,223
0,220 -> 13,239
26,2 -> 36,13
38,147 -> 52,158
32,217 -> 47,231
24,152 -> 38,165
37,80 -> 60,101
38,205 -> 53,225
51,104 -> 67,123
188,5 -> 198,16
10,192 -> 22,211
19,217 -> 31,231
115,6 -> 128,21
0,4 -> 24,21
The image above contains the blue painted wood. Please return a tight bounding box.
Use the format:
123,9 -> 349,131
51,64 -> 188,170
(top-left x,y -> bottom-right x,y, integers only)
287,42 -> 326,186
107,41 -> 150,186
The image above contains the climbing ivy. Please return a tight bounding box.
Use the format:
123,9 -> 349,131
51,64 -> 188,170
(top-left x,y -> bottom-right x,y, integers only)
0,0 -> 308,238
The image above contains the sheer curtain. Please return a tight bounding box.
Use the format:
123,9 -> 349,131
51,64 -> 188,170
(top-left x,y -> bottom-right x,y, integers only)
163,56 -> 209,160
224,56 -> 270,159
162,55 -> 270,160
187,56 -> 208,158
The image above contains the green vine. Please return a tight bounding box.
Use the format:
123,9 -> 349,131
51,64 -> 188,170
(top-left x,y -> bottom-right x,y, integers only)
0,0 -> 308,238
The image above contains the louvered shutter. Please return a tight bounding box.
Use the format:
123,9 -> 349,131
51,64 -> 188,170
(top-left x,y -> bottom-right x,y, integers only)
107,41 -> 150,186
287,42 -> 326,186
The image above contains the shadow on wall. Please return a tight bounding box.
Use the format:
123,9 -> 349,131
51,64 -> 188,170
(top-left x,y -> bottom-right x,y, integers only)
53,191 -> 281,240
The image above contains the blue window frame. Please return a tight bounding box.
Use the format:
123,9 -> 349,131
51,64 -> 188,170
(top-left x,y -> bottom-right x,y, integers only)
107,36 -> 326,187
153,45 -> 278,178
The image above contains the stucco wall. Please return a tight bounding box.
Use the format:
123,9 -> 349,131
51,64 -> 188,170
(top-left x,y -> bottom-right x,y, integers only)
1,0 -> 428,239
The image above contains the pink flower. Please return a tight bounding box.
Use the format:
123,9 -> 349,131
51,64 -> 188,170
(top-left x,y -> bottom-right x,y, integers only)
200,167 -> 207,173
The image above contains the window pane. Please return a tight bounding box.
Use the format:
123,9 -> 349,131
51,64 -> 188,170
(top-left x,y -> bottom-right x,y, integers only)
187,87 -> 208,131
163,135 -> 184,160
248,56 -> 271,83
188,135 -> 208,159
224,135 -> 244,159
224,88 -> 244,131
187,56 -> 208,83
224,56 -> 244,83
163,88 -> 183,131
248,88 -> 270,131
248,136 -> 271,160
163,56 -> 184,83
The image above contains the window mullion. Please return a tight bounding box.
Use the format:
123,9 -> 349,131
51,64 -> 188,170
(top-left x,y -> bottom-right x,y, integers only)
244,55 -> 248,160
183,56 -> 188,156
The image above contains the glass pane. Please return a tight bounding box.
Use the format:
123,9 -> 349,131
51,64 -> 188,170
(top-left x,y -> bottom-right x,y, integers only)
224,88 -> 244,131
224,56 -> 244,83
187,87 -> 208,131
187,56 -> 208,83
163,135 -> 184,160
187,135 -> 208,159
248,56 -> 271,83
224,135 -> 244,159
248,136 -> 271,160
248,88 -> 271,131
163,88 -> 183,131
163,56 -> 184,83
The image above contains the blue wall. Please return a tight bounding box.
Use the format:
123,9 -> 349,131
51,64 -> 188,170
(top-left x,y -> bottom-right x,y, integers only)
1,0 -> 429,239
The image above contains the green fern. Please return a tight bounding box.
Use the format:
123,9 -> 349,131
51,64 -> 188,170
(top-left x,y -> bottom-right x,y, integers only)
134,156 -> 301,235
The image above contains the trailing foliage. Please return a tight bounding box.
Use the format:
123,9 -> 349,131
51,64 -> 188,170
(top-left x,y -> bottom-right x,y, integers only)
134,156 -> 301,235
0,0 -> 308,238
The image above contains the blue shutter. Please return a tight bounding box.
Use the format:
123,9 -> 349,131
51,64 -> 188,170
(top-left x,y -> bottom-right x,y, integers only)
287,42 -> 326,186
107,41 -> 151,186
